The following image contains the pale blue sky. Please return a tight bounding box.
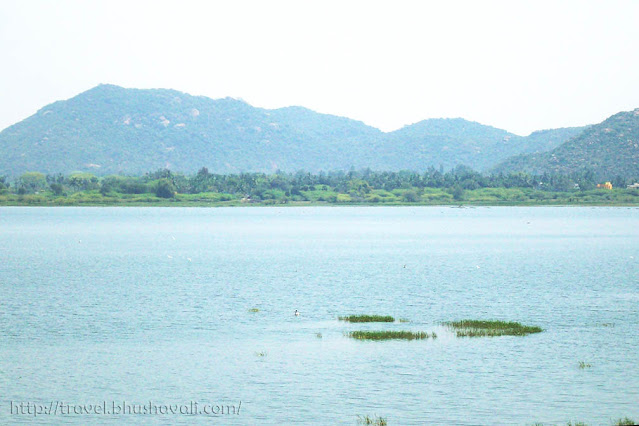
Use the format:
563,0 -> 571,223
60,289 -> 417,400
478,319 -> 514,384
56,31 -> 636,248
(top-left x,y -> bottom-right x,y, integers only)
1,0 -> 638,135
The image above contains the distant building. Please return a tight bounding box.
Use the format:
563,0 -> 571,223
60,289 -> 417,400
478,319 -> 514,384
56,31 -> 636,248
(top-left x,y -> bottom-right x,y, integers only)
627,183 -> 639,189
597,182 -> 613,190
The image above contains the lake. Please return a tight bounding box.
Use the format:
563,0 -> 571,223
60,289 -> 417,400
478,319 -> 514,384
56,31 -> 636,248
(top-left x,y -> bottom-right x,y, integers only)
1,206 -> 638,425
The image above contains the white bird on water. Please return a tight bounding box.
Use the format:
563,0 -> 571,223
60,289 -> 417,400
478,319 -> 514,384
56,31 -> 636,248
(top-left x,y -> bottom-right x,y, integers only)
294,310 -> 300,316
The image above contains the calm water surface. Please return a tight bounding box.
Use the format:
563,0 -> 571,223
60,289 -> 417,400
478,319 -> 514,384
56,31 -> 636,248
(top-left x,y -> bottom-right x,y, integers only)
1,207 -> 638,425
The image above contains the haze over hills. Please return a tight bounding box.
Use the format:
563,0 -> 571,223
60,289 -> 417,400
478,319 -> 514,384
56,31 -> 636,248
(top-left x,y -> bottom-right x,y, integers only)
383,119 -> 586,172
0,84 -> 586,176
493,108 -> 639,179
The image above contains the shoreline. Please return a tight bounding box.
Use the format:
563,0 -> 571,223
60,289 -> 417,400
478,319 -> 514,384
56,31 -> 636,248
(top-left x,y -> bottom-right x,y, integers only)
1,200 -> 638,208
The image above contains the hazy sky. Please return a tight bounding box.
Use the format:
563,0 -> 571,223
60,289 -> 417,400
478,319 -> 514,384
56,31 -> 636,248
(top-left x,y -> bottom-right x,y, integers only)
1,0 -> 638,135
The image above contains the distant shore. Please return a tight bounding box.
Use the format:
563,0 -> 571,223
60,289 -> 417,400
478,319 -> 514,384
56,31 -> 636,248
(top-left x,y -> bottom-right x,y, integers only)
2,196 -> 638,207
5,168 -> 638,208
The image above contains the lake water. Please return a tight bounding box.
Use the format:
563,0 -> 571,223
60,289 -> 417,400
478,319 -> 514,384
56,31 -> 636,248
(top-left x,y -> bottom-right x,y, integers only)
1,206 -> 638,425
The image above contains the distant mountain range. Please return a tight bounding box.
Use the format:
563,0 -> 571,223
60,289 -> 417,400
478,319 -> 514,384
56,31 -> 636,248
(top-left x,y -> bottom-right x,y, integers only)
493,109 -> 639,179
0,84 -> 631,177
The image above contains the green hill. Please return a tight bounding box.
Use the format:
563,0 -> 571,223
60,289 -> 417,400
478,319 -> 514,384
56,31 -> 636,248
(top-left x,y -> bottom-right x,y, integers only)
493,109 -> 639,179
383,118 -> 585,171
0,84 -> 584,176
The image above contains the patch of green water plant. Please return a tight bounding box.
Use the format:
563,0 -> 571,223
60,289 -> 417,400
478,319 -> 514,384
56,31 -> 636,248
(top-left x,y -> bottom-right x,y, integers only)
339,315 -> 395,323
444,319 -> 543,337
347,331 -> 431,340
613,417 -> 636,426
357,414 -> 388,425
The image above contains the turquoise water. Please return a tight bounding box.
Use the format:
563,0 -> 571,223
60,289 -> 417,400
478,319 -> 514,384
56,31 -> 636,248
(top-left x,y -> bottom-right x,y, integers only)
1,206 -> 638,425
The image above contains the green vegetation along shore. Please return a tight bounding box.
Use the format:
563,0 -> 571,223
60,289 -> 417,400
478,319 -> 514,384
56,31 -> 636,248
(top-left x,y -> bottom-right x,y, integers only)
2,167 -> 639,206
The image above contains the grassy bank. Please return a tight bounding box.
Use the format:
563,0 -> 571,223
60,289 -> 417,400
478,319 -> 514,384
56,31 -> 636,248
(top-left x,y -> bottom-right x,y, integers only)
2,189 -> 639,207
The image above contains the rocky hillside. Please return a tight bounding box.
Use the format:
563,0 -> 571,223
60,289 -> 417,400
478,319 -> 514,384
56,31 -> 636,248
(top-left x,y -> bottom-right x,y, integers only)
0,84 -> 585,176
493,109 -> 639,179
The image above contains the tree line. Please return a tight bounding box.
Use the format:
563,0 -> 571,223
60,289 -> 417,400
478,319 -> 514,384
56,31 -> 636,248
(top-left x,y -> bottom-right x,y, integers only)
0,166 -> 637,202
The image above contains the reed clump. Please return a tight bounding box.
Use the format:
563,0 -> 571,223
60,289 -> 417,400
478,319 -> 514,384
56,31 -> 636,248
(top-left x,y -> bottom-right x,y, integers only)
348,330 -> 431,340
339,315 -> 395,323
357,414 -> 388,425
444,319 -> 543,337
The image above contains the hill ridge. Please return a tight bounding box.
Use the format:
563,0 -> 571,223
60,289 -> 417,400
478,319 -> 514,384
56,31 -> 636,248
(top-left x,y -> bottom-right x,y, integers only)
493,108 -> 639,179
0,84 -> 588,176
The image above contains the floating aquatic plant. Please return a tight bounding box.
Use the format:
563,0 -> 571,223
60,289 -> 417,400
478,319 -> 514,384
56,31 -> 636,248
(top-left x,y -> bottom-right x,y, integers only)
357,414 -> 388,425
338,315 -> 394,323
347,331 -> 431,340
614,417 -> 636,426
444,319 -> 543,337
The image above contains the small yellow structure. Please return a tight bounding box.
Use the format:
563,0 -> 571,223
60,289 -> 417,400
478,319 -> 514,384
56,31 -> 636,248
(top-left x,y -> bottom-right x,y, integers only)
596,182 -> 613,190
